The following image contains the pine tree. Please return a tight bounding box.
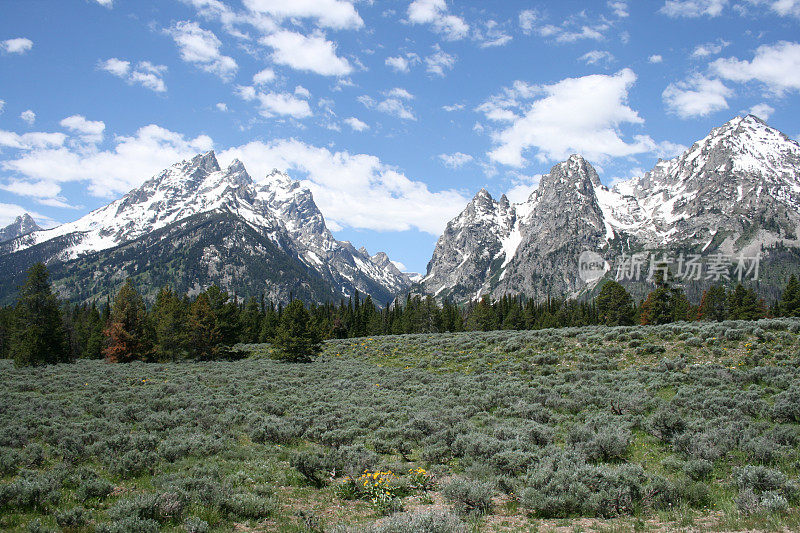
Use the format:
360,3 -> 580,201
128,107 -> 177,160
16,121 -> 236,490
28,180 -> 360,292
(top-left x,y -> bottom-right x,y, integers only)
152,286 -> 187,361
239,297 -> 262,343
502,303 -> 525,330
186,293 -> 223,360
639,264 -> 691,325
84,302 -> 105,359
0,306 -> 14,359
728,284 -> 765,320
259,301 -> 280,342
205,285 -> 239,345
273,299 -> 322,362
697,284 -> 727,321
779,275 -> 800,317
466,296 -> 498,331
10,263 -> 68,366
595,280 -> 634,326
103,279 -> 151,363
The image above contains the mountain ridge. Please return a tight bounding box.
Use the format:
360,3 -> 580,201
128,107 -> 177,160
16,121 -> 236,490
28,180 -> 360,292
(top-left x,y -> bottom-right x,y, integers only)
422,115 -> 800,302
0,151 -> 410,305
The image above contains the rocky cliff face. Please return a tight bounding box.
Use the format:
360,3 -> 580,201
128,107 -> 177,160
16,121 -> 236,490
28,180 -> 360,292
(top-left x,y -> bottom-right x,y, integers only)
0,151 -> 410,305
0,213 -> 41,243
423,115 -> 800,301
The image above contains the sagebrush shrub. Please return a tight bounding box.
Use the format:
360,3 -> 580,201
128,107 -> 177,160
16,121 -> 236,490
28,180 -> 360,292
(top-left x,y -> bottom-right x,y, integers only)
441,477 -> 494,515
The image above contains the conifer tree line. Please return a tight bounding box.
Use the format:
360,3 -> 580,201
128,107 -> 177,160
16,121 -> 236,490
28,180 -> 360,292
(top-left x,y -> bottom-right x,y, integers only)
2,262 -> 800,366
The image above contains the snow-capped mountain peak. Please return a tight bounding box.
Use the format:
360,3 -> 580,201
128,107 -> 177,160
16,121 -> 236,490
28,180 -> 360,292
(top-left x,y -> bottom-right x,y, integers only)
1,152 -> 409,304
0,213 -> 41,243
423,116 -> 800,302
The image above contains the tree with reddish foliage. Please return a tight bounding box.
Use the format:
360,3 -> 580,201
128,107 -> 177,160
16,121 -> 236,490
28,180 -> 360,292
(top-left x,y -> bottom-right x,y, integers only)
103,279 -> 152,363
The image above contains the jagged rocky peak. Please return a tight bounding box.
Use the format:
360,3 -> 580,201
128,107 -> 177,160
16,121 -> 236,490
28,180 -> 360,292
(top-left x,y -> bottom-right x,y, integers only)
264,168 -> 294,187
468,187 -> 494,209
638,114 -> 800,191
461,187 -> 514,222
187,150 -> 221,174
542,154 -> 602,190
371,251 -> 390,264
0,213 -> 41,242
224,158 -> 252,186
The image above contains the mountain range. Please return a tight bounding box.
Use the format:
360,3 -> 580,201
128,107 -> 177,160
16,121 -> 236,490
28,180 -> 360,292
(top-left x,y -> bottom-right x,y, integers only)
1,115 -> 799,306
422,115 -> 800,302
0,152 -> 410,305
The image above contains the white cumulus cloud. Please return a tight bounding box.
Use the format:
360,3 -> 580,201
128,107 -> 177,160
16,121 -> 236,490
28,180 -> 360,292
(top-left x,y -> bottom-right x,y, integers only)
385,53 -> 420,73
425,46 -> 456,76
481,69 -> 664,167
663,74 -> 732,118
691,39 -> 730,58
252,68 -> 275,85
99,58 -> 168,92
579,50 -> 615,65
474,20 -> 512,48
219,139 -> 469,234
711,41 -> 800,95
60,115 -> 106,144
237,86 -> 313,119
660,0 -> 728,17
438,152 -> 473,169
261,30 -> 352,76
407,0 -> 469,40
1,38 -> 33,54
167,21 -> 237,80
749,103 -> 775,120
0,124 -> 213,200
20,110 -> 35,126
243,0 -> 363,30
358,90 -> 416,121
344,117 -> 369,131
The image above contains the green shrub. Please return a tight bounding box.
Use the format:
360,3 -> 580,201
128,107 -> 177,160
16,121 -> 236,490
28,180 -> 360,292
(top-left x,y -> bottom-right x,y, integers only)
76,472 -> 113,502
97,516 -> 159,533
520,449 -> 647,518
441,477 -> 494,515
290,449 -> 330,488
56,506 -> 89,528
183,517 -> 210,533
108,492 -> 185,525
365,510 -> 467,533
648,406 -> 686,442
0,470 -> 61,511
220,492 -> 276,519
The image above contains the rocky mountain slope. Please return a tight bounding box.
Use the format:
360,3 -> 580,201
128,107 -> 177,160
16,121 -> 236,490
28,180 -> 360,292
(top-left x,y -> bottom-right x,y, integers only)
423,115 -> 800,301
0,151 -> 410,305
0,214 -> 41,243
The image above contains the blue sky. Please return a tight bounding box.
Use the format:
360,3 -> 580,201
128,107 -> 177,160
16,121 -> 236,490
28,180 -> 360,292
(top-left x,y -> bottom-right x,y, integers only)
1,0 -> 800,274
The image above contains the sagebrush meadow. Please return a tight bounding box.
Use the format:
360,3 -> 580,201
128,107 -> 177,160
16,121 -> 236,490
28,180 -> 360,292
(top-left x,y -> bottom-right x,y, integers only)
2,320 -> 799,531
